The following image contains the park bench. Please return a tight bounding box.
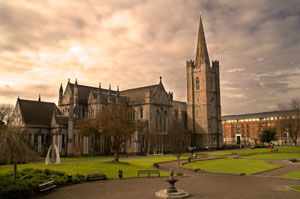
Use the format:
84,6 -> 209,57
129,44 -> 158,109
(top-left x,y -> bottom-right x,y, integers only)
86,173 -> 107,181
231,152 -> 237,155
138,170 -> 160,178
39,180 -> 56,192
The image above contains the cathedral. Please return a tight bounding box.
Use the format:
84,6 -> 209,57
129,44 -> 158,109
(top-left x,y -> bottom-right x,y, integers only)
10,16 -> 223,156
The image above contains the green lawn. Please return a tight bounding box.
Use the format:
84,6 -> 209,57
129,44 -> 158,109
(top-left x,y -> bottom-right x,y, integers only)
241,153 -> 300,160
0,156 -> 185,179
208,147 -> 300,156
282,170 -> 300,179
208,148 -> 269,156
184,158 -> 281,175
290,186 -> 300,191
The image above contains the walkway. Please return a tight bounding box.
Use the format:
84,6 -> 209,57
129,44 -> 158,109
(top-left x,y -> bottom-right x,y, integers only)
36,159 -> 300,199
256,159 -> 300,177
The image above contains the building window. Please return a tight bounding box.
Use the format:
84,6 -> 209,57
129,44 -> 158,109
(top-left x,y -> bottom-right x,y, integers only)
195,77 -> 200,90
140,107 -> 143,119
163,111 -> 167,132
131,109 -> 135,120
156,111 -> 159,131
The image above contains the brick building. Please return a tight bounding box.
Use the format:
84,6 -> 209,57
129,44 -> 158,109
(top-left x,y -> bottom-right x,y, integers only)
222,111 -> 300,146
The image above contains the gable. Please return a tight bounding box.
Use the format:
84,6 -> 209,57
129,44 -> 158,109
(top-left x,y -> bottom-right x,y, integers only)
152,84 -> 170,105
60,84 -> 73,105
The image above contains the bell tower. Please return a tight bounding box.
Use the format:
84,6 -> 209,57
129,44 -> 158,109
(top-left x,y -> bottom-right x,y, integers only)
186,15 -> 222,148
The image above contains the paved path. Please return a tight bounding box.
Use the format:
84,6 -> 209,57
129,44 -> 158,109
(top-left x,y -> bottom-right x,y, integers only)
255,160 -> 300,177
36,159 -> 300,199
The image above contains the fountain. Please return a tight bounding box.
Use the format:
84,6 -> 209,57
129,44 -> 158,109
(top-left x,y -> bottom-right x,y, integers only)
155,168 -> 189,199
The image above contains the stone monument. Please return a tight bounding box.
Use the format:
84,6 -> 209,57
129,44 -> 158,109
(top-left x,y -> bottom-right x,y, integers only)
45,144 -> 61,165
155,168 -> 189,199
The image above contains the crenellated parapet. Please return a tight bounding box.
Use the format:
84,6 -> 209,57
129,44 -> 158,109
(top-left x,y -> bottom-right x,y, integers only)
186,59 -> 195,68
212,60 -> 219,69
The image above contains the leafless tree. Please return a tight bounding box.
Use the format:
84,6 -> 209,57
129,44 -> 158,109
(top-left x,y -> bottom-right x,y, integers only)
169,117 -> 188,174
0,104 -> 14,124
278,98 -> 300,146
0,126 -> 37,181
78,104 -> 137,162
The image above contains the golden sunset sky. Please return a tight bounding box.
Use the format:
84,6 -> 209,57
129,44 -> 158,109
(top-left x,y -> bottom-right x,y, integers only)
1,0 -> 300,115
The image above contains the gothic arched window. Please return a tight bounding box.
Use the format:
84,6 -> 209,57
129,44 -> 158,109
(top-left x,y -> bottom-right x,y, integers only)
163,111 -> 167,132
156,111 -> 159,131
196,77 -> 200,90
140,107 -> 143,119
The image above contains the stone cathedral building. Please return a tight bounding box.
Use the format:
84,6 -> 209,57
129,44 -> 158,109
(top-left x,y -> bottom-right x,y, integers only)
10,16 -> 222,156
186,16 -> 222,148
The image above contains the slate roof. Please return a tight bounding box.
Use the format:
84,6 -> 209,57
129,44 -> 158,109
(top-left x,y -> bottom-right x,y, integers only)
120,84 -> 159,102
91,91 -> 128,103
69,83 -> 118,104
18,99 -> 60,126
222,110 -> 291,121
54,115 -> 69,126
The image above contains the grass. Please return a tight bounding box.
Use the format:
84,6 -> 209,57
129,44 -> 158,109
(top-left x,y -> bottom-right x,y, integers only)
208,148 -> 269,156
241,153 -> 300,160
36,155 -> 114,163
0,156 -> 186,179
290,186 -> 300,191
184,158 -> 281,175
282,170 -> 300,179
208,146 -> 300,156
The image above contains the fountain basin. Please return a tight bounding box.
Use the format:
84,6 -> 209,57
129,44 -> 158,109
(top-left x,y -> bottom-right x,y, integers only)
155,189 -> 189,199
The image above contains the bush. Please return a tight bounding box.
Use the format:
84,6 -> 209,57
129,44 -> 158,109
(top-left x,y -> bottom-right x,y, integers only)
0,181 -> 33,199
0,168 -> 71,199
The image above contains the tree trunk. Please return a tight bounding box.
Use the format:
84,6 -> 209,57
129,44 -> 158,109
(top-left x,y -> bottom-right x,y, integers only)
13,160 -> 17,181
290,132 -> 297,146
114,151 -> 119,162
177,155 -> 181,174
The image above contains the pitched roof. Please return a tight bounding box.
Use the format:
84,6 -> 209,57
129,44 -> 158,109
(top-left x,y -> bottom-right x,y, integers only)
120,84 -> 159,102
222,110 -> 291,121
91,90 -> 128,103
69,83 -> 117,104
54,115 -> 69,125
18,99 -> 59,126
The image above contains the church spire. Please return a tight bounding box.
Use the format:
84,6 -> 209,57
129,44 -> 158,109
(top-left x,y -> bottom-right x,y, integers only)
195,14 -> 210,67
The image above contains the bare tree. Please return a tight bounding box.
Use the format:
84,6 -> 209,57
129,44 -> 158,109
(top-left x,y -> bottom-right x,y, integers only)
279,98 -> 300,146
0,104 -> 14,124
0,126 -> 37,181
78,104 -> 137,162
169,117 -> 188,174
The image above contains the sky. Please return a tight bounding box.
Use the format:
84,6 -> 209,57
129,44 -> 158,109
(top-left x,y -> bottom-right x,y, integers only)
0,0 -> 300,115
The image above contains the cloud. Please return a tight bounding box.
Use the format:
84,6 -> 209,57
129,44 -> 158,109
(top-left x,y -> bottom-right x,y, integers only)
0,0 -> 300,116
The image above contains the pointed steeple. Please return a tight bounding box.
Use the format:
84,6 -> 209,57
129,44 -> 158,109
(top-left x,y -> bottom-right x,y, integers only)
195,14 -> 210,67
38,94 -> 41,102
59,83 -> 63,91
